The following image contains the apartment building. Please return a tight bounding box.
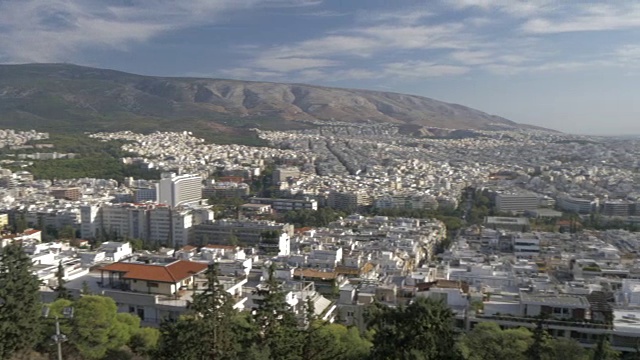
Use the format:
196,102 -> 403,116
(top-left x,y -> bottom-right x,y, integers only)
513,233 -> 541,259
158,173 -> 202,208
249,197 -> 318,212
191,219 -> 293,256
50,187 -> 82,201
202,182 -> 250,199
81,203 -> 211,247
327,191 -> 372,211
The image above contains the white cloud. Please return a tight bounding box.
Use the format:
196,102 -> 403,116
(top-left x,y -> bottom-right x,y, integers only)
448,0 -> 554,17
450,50 -> 492,65
0,0 -> 317,63
617,45 -> 640,63
522,3 -> 640,33
253,57 -> 339,72
383,61 -> 469,78
356,8 -> 433,25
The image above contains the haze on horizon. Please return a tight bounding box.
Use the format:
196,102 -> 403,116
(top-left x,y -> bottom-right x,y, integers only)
0,0 -> 638,136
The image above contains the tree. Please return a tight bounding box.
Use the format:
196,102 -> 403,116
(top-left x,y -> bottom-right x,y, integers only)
129,327 -> 160,357
68,295 -> 133,359
189,262 -> 239,358
58,225 -> 76,240
81,280 -> 92,295
0,243 -> 44,359
156,263 -> 242,360
459,322 -> 532,360
591,335 -> 620,360
156,318 -> 204,360
253,264 -> 303,359
54,261 -> 72,300
367,297 -> 463,360
547,338 -> 589,360
525,319 -> 553,360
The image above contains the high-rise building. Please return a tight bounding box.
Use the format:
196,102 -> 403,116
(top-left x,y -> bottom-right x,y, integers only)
158,173 -> 202,208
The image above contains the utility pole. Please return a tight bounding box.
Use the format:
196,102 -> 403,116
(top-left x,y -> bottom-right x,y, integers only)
53,317 -> 65,360
42,306 -> 73,360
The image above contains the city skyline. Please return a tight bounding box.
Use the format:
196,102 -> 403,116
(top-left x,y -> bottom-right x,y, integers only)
1,0 -> 639,135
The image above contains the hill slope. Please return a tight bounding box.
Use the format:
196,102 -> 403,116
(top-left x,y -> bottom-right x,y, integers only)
0,63 -> 545,143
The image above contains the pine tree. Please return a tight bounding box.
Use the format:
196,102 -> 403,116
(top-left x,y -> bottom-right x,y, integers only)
54,261 -> 72,300
368,297 -> 463,360
189,262 -> 239,359
253,264 -> 302,359
592,335 -> 620,360
0,243 -> 44,359
301,296 -> 343,360
526,318 -> 553,360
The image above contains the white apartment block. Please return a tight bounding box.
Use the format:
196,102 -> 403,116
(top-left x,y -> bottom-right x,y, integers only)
80,203 -> 207,247
158,173 -> 202,208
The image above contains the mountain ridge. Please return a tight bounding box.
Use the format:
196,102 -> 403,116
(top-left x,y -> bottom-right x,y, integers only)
0,63 -> 552,144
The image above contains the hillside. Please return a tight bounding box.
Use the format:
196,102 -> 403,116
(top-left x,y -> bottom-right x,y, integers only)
0,63 -> 546,144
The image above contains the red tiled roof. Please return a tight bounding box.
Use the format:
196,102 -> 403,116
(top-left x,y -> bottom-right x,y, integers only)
295,227 -> 313,233
99,260 -> 208,283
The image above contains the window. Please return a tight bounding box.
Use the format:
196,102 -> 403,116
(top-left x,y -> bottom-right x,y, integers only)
148,282 -> 159,287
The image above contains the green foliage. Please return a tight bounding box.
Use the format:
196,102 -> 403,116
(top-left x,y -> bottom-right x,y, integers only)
591,335 -> 621,360
0,243 -> 45,359
68,295 -> 135,359
156,263 -> 240,359
459,322 -> 532,360
129,327 -> 160,357
58,225 -> 76,240
41,295 -> 158,359
8,133 -> 162,182
253,264 -> 303,359
367,297 -> 463,360
459,322 -> 589,360
54,261 -> 72,300
526,320 -> 554,360
283,208 -> 346,228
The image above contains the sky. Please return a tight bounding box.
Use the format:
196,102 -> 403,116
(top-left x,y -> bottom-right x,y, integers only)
0,0 -> 639,135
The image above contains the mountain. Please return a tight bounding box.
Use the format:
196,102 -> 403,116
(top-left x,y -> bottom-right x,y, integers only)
0,63 -> 548,144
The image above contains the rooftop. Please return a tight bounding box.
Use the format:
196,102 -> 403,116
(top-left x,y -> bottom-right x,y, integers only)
99,260 -> 208,283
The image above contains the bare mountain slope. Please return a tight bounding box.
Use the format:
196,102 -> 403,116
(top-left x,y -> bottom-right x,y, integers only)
0,63 -> 548,142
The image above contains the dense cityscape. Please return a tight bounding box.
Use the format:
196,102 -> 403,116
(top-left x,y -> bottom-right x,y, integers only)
0,124 -> 638,359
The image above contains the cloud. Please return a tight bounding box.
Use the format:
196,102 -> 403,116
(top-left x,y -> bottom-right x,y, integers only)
450,50 -> 492,65
0,0 -> 318,63
383,61 -> 470,78
447,0 -> 554,18
253,57 -> 339,72
617,45 -> 640,63
521,3 -> 640,33
356,8 -> 433,25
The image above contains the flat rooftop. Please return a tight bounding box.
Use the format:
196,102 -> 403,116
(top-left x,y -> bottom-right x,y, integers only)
520,292 -> 590,307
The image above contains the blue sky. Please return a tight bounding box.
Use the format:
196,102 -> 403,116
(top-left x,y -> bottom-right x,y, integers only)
1,0 -> 639,135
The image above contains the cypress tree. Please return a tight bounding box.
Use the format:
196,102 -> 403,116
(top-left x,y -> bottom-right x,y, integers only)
526,318 -> 553,360
253,264 -> 302,360
156,262 -> 241,360
54,261 -> 72,300
0,243 -> 44,359
189,262 -> 239,359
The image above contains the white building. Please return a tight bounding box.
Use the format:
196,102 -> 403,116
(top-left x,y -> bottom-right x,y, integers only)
158,173 -> 202,208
